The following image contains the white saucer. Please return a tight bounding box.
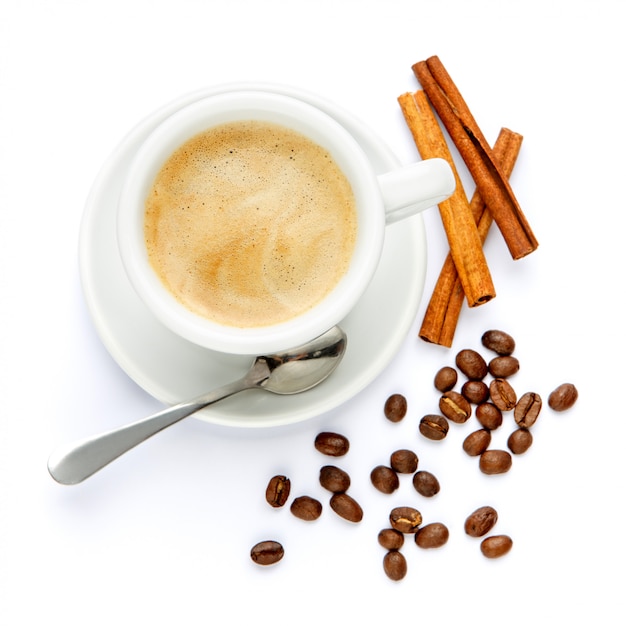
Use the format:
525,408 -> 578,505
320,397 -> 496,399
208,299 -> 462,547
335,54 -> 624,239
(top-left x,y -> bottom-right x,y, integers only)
79,83 -> 427,428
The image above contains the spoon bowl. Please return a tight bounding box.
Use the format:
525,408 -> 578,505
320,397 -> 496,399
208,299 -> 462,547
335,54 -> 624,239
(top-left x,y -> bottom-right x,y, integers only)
48,326 -> 347,485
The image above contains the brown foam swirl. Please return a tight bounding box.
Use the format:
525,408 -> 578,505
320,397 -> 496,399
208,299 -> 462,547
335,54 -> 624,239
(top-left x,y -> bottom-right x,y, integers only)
144,121 -> 357,328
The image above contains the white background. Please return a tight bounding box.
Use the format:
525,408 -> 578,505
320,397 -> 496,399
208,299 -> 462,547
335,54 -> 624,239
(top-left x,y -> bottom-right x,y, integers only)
1,1 -> 624,624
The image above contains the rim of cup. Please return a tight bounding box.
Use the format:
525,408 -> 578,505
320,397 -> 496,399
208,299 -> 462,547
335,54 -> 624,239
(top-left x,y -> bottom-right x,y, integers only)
116,90 -> 385,355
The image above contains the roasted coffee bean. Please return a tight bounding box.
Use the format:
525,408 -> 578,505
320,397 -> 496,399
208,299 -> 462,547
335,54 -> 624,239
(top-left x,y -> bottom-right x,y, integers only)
290,495 -> 323,521
419,414 -> 449,440
250,540 -> 284,565
514,392 -> 542,428
464,505 -> 498,537
455,349 -> 488,380
384,393 -> 408,422
548,383 -> 578,412
383,550 -> 407,581
476,402 -> 503,430
507,428 -> 533,454
378,528 -> 404,551
481,329 -> 515,355
434,366 -> 458,392
412,470 -> 440,497
265,474 -> 291,508
371,465 -> 400,494
480,535 -> 513,558
319,465 -> 351,493
330,492 -> 363,523
314,431 -> 350,456
461,380 -> 490,404
488,355 -> 520,378
462,429 -> 491,456
489,378 -> 517,411
389,506 -> 423,533
439,391 -> 471,424
415,522 -> 449,549
390,449 -> 418,474
479,449 -> 513,475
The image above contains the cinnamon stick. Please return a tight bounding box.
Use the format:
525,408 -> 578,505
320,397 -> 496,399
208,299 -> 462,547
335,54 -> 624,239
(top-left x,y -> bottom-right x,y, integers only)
420,127 -> 524,346
412,56 -> 537,260
398,90 -> 495,307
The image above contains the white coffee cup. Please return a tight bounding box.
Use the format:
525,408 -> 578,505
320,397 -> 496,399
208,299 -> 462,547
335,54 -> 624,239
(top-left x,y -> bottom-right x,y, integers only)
117,90 -> 454,355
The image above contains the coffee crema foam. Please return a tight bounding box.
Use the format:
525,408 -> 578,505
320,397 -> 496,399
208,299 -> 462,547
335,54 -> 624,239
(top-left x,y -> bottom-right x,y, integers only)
144,120 -> 358,328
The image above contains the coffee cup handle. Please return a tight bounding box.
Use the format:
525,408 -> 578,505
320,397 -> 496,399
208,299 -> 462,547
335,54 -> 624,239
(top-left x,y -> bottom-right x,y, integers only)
378,158 -> 455,225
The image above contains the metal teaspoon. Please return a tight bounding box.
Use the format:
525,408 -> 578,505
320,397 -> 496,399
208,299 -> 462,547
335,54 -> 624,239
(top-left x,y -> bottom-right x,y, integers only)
48,326 -> 347,485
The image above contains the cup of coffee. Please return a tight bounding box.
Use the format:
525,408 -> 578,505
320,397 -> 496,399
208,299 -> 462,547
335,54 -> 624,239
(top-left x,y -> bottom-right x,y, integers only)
117,90 -> 454,355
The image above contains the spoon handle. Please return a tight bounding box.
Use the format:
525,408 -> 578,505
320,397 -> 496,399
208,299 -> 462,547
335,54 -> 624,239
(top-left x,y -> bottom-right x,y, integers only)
48,376 -> 254,486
